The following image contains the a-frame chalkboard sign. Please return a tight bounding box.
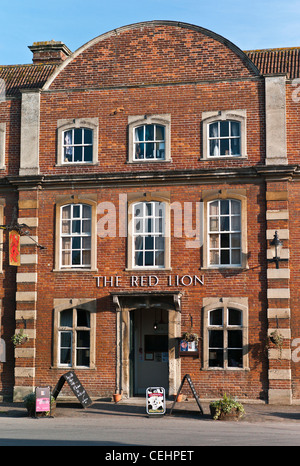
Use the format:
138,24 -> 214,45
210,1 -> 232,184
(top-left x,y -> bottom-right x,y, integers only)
52,371 -> 93,408
169,374 -> 203,415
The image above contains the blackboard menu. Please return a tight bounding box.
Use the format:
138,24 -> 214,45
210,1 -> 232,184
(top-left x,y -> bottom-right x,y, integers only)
52,371 -> 93,408
169,374 -> 203,415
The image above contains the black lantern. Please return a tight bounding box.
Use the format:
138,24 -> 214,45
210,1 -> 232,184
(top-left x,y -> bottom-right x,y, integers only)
269,231 -> 287,269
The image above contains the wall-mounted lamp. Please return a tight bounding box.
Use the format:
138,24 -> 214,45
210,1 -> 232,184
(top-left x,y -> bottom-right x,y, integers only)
268,231 -> 288,269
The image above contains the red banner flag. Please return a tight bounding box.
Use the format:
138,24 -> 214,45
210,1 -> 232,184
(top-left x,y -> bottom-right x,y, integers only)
9,230 -> 20,266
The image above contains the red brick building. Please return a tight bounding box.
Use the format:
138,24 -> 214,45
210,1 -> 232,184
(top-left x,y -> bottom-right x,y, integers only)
0,21 -> 299,404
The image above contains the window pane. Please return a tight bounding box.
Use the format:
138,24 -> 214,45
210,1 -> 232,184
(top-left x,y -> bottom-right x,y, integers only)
231,216 -> 241,231
84,145 -> 93,162
220,200 -> 229,215
77,310 -> 90,327
228,309 -> 242,326
221,233 -> 229,248
62,250 -> 71,266
72,237 -> 81,249
209,201 -> 219,216
145,125 -> 154,141
60,309 -> 73,327
228,330 -> 243,348
209,139 -> 219,157
60,349 -> 71,365
134,203 -> 143,217
82,250 -> 91,266
145,235 -> 154,250
209,217 -> 218,232
231,121 -> 240,136
135,143 -> 144,159
145,142 -> 154,158
62,220 -> 70,234
135,251 -> 143,267
220,216 -> 229,231
231,200 -> 241,214
135,126 -> 144,141
220,121 -> 229,137
72,220 -> 81,234
84,129 -> 93,144
82,237 -> 91,249
156,125 -> 165,140
62,205 -> 71,219
77,349 -> 90,367
221,249 -> 230,264
228,349 -> 243,367
72,250 -> 81,265
231,249 -> 241,265
74,128 -> 82,145
231,137 -> 240,155
155,250 -> 165,267
82,219 -> 91,233
231,233 -> 241,248
210,250 -> 219,265
209,122 -> 219,138
73,205 -> 80,218
209,309 -> 223,326
209,349 -> 223,367
209,234 -> 219,249
145,251 -> 154,266
209,330 -> 223,348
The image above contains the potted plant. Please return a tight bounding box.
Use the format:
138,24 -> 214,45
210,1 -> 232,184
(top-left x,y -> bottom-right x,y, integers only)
11,329 -> 29,347
23,392 -> 56,417
209,393 -> 245,420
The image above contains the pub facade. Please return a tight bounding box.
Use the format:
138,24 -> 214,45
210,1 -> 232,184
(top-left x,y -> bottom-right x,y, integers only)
0,21 -> 299,404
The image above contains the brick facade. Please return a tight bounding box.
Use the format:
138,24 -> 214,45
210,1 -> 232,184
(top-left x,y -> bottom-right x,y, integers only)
0,21 -> 299,404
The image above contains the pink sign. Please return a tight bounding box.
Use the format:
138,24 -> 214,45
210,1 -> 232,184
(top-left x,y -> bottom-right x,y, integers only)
35,388 -> 51,412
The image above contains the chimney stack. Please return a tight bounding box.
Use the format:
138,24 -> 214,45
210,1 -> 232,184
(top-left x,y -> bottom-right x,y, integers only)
28,40 -> 72,64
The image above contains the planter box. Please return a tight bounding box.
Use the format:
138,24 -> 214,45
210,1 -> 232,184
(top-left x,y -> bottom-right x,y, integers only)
210,405 -> 243,421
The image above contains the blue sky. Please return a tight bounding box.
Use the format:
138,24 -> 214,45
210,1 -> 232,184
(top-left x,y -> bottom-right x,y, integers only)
1,0 -> 300,65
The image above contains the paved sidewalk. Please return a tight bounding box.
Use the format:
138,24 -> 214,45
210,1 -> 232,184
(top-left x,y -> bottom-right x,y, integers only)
0,398 -> 300,423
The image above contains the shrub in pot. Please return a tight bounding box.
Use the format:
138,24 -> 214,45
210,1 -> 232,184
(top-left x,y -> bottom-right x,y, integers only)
210,393 -> 245,420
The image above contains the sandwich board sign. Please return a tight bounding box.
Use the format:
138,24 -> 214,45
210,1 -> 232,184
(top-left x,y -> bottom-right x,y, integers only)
52,371 -> 93,408
35,386 -> 52,417
146,387 -> 166,415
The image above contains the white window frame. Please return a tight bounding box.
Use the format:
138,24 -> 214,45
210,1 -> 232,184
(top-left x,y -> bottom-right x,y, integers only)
128,114 -> 171,163
207,120 -> 241,157
202,110 -> 247,160
56,117 -> 98,166
60,203 -> 92,269
207,199 -> 242,267
127,193 -> 171,270
62,127 -> 93,164
132,201 -> 165,269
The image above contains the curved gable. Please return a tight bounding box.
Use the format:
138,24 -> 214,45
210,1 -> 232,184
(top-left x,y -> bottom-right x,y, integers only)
43,21 -> 260,91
